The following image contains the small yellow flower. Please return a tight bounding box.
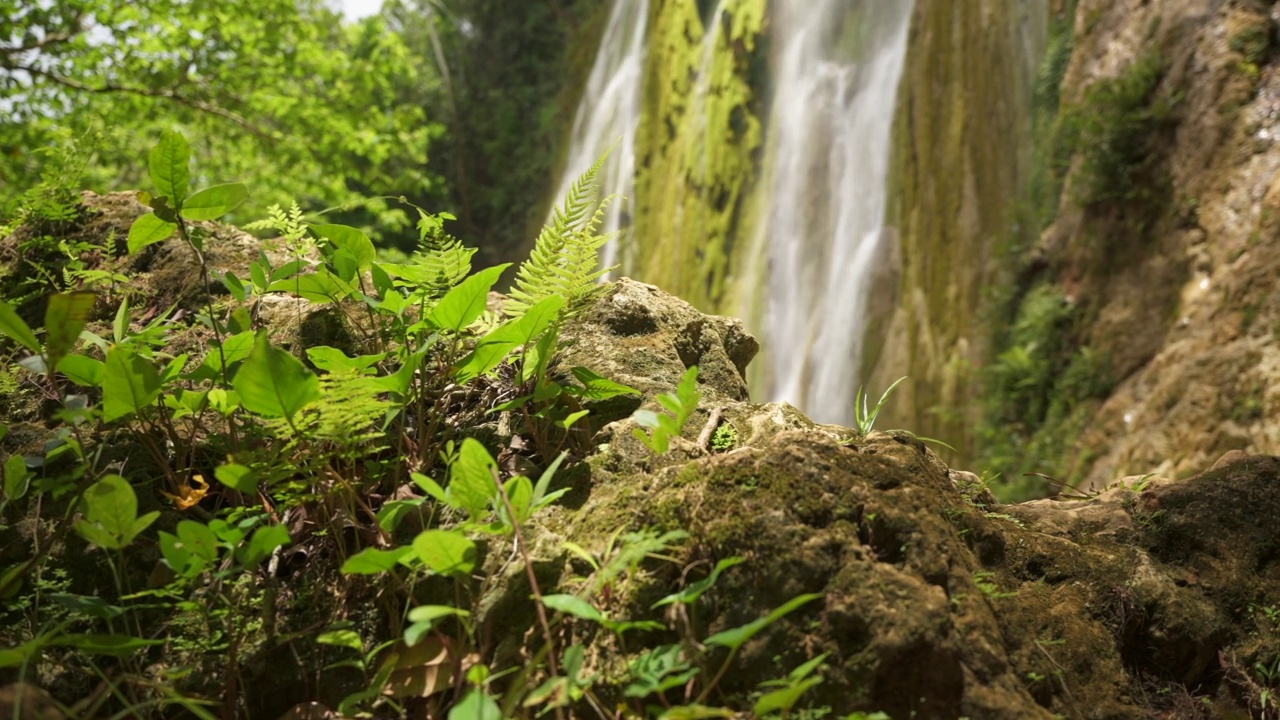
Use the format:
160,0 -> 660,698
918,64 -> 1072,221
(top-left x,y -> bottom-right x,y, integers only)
163,475 -> 209,510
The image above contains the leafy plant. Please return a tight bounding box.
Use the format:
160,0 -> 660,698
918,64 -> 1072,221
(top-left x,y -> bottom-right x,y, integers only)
633,366 -> 703,454
853,376 -> 905,439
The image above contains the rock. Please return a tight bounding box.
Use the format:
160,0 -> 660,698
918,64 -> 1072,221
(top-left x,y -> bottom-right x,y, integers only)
556,278 -> 759,424
0,684 -> 65,720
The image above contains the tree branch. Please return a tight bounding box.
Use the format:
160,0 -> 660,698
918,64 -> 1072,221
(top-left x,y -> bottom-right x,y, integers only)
8,63 -> 275,141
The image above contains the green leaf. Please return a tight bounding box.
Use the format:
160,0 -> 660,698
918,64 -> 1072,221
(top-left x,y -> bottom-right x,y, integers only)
652,557 -> 745,608
57,354 -> 105,387
127,213 -> 179,254
48,593 -> 125,621
410,473 -> 449,505
43,292 -> 95,370
306,347 -> 385,375
340,547 -> 413,575
312,223 -> 376,270
540,594 -> 605,623
149,130 -> 190,204
531,452 -> 567,510
375,499 -> 423,533
704,593 -> 823,651
569,367 -> 641,400
455,295 -> 564,383
316,629 -> 364,653
4,455 -> 30,504
753,678 -> 822,716
266,268 -> 355,304
159,520 -> 220,578
102,346 -> 162,422
448,690 -> 502,720
502,475 -> 533,526
48,633 -> 163,657
74,475 -> 154,550
427,264 -> 510,332
0,638 -> 43,668
181,183 -> 249,221
450,438 -> 499,521
222,271 -> 247,301
657,705 -> 734,720
0,301 -> 41,353
406,605 -> 471,625
237,524 -> 290,567
412,529 -> 476,576
233,331 -> 320,419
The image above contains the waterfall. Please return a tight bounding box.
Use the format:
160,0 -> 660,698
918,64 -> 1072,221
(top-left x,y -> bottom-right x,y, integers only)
754,0 -> 914,426
550,0 -> 649,271
554,0 -> 915,428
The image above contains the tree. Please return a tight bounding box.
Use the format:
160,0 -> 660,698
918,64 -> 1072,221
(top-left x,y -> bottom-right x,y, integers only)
0,0 -> 447,243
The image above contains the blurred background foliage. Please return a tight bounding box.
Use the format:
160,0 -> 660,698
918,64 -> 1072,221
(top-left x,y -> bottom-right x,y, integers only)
0,0 -> 605,258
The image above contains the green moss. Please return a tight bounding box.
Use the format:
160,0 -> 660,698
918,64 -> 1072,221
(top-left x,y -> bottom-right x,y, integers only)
1064,52 -> 1174,207
630,0 -> 767,312
1230,23 -> 1274,68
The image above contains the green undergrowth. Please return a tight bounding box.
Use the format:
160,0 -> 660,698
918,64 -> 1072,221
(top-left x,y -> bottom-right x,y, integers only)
0,133 -> 840,718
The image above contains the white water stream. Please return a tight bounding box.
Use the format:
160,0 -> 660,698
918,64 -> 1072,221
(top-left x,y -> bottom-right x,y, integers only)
554,0 -> 915,426
756,0 -> 914,426
551,0 -> 649,271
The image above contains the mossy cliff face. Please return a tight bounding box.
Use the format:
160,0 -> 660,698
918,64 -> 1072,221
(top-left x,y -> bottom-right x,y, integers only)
630,0 -> 767,312
865,0 -> 1047,464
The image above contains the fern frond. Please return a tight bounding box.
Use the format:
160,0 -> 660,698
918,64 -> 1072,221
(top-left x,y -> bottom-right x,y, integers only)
506,152 -> 617,318
412,209 -> 474,299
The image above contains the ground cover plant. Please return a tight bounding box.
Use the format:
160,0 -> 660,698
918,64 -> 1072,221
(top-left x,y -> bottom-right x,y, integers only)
0,134 -> 832,718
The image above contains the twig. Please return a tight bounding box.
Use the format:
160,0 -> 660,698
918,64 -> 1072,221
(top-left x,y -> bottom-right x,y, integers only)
695,407 -> 723,450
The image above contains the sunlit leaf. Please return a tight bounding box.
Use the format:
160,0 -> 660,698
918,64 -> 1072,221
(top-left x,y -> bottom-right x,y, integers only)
0,301 -> 39,354
427,264 -> 509,332
233,331 -> 319,419
149,130 -> 190,204
102,346 -> 162,422
412,529 -> 476,576
127,212 -> 179,254
182,183 -> 249,221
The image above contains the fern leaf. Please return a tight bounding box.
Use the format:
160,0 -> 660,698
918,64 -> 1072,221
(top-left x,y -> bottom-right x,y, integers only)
507,152 -> 617,318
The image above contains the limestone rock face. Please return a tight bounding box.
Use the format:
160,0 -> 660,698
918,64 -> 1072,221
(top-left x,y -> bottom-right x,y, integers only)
556,278 -> 759,424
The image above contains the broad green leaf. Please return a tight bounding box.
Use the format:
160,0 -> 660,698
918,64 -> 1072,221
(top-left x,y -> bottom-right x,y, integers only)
570,367 -> 641,400
455,295 -> 564,382
653,557 -> 745,608
222,270 -> 247,301
182,183 -> 249,221
410,473 -> 449,505
502,476 -> 533,526
48,594 -> 125,621
558,410 -> 591,430
160,532 -> 198,578
57,354 -> 105,387
406,605 -> 471,625
427,264 -> 510,332
0,301 -> 40,353
704,593 -> 823,651
160,521 -> 218,577
450,438 -> 499,520
42,292 -> 95,370
127,213 -> 179,254
266,268 -> 355,304
340,546 -> 413,575
49,633 -> 164,657
188,330 -> 255,380
207,388 -> 241,415
233,332 -> 320,419
74,475 -> 154,550
4,455 -> 30,504
312,223 -> 376,270
375,499 -> 423,533
412,529 -> 476,576
447,690 -> 501,720
753,679 -> 822,716
177,520 -> 220,566
307,347 -> 385,375
149,131 -> 190,204
237,524 -> 290,567
316,629 -> 364,653
540,594 -> 605,623
102,346 -> 162,422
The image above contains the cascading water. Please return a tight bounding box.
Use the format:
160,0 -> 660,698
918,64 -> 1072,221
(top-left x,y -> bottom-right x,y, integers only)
754,0 -> 914,426
550,0 -> 648,271
555,0 -> 915,427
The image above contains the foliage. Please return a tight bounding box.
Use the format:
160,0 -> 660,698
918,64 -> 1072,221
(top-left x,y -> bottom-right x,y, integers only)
633,366 -> 703,454
0,0 -> 446,245
853,377 -> 905,440
710,422 -> 738,453
1060,52 -> 1175,206
0,135 -> 845,719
